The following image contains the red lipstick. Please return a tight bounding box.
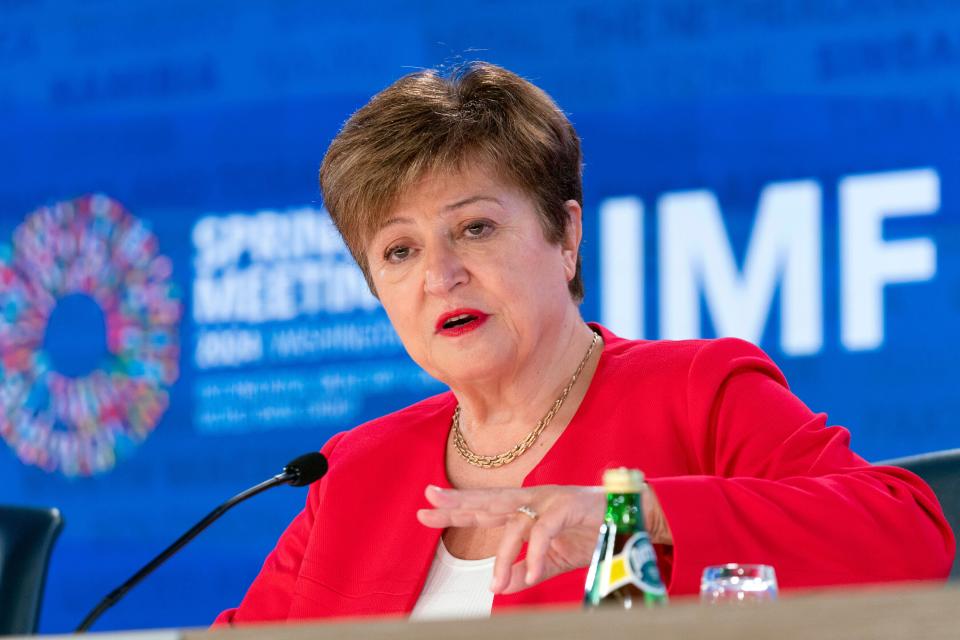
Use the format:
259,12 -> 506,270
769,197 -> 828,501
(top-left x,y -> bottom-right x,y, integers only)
435,309 -> 489,336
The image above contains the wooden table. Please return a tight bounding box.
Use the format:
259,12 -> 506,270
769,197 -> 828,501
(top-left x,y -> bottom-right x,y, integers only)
28,583 -> 960,639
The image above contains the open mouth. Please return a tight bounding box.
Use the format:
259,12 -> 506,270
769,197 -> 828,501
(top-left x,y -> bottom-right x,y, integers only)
436,309 -> 488,335
443,314 -> 477,329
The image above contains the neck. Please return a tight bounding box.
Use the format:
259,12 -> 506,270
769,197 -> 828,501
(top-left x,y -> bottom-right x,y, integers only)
449,315 -> 600,453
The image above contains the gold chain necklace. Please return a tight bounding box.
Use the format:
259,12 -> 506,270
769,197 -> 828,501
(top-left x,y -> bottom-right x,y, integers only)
452,332 -> 600,469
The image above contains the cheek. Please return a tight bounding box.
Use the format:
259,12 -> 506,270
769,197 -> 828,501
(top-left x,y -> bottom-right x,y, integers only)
482,253 -> 563,315
508,243 -> 567,287
374,283 -> 414,332
373,279 -> 433,354
375,261 -> 417,287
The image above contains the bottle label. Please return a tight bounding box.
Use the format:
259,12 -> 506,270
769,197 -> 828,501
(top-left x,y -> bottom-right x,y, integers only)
600,532 -> 667,597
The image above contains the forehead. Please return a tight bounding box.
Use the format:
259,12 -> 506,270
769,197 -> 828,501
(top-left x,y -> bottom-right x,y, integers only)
369,162 -> 524,233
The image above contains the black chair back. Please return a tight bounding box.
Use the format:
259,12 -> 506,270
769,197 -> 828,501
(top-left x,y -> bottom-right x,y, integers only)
0,505 -> 64,635
879,449 -> 960,580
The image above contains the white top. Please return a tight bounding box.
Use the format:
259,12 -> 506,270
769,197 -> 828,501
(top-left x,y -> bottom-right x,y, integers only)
409,538 -> 496,620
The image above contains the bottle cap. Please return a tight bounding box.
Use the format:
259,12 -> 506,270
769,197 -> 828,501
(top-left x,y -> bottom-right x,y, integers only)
603,467 -> 645,493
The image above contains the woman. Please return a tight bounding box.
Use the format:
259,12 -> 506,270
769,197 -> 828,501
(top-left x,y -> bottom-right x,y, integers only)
215,62 -> 953,623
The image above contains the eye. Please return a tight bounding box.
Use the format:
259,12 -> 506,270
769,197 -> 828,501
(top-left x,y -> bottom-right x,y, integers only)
384,245 -> 412,263
463,220 -> 494,239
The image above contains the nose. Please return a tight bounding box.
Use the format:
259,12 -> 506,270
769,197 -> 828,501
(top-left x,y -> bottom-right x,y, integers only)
423,241 -> 467,296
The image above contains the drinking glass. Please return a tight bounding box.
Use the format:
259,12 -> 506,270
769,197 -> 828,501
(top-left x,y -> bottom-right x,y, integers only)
700,564 -> 778,604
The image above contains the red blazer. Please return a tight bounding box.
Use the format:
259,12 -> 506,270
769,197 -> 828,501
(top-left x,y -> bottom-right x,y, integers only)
216,325 -> 954,624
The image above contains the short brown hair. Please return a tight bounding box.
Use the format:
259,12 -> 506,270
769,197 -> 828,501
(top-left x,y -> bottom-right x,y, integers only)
319,61 -> 585,301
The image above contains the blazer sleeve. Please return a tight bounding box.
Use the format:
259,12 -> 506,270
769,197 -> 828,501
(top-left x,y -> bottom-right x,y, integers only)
645,338 -> 955,595
212,431 -> 346,625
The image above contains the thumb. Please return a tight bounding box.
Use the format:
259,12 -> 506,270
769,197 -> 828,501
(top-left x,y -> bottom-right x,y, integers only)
643,484 -> 673,545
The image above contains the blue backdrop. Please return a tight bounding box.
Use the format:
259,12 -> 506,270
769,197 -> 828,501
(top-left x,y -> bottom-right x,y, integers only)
1,0 -> 958,633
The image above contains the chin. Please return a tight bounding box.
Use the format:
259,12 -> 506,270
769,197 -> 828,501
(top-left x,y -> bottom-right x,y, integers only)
433,353 -> 507,386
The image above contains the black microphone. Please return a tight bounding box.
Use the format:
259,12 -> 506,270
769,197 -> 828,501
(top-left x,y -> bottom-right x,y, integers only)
75,451 -> 329,633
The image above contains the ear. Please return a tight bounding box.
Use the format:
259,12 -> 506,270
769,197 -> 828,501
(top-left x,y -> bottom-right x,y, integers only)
560,199 -> 582,281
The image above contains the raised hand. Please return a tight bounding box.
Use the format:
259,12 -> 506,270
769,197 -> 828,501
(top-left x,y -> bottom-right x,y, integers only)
416,483 -> 671,594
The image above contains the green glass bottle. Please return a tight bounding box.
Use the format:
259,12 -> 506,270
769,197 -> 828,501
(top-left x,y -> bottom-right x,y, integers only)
583,468 -> 668,609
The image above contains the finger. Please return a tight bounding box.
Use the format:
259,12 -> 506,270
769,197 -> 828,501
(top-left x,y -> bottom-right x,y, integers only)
425,485 -> 535,513
417,508 -> 511,529
501,555 -> 568,594
425,486 -> 529,512
491,514 -> 532,593
416,509 -> 506,528
523,515 -> 564,585
500,559 -> 531,595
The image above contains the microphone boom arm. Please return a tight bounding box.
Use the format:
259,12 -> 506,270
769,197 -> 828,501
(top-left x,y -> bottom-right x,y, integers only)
75,470 -> 293,633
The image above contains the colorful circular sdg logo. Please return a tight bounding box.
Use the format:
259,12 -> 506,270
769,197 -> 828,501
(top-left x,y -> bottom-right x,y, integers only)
0,195 -> 181,476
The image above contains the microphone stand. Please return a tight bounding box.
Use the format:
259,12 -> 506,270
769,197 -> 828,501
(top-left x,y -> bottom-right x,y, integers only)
75,470 -> 294,633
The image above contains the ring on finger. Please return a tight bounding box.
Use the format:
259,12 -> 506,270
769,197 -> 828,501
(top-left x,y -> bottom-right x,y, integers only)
516,505 -> 538,521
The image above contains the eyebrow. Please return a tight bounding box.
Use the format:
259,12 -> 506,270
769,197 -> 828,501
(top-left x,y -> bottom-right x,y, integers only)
442,195 -> 504,211
377,196 -> 504,231
378,216 -> 414,231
